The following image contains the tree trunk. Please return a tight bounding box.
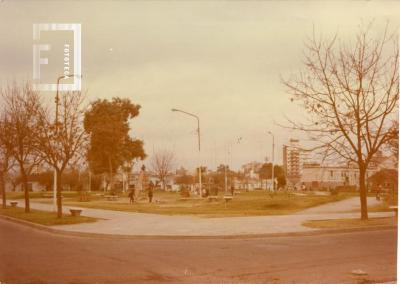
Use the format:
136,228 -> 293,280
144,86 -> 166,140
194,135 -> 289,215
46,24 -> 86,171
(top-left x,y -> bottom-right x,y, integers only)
103,174 -> 108,192
359,166 -> 368,220
21,167 -> 30,213
56,169 -> 63,218
0,172 -> 6,209
108,156 -> 113,193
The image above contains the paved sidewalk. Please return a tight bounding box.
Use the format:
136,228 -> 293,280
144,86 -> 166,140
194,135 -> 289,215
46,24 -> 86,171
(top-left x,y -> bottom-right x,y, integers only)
297,196 -> 382,214
9,197 -> 395,236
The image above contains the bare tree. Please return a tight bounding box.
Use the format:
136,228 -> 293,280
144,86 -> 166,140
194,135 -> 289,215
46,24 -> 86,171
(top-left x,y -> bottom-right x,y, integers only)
151,150 -> 175,190
283,23 -> 399,220
386,120 -> 399,159
0,115 -> 15,208
1,82 -> 42,212
36,91 -> 87,218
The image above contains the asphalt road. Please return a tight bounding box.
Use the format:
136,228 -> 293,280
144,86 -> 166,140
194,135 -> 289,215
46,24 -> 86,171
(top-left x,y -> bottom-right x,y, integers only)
0,219 -> 397,284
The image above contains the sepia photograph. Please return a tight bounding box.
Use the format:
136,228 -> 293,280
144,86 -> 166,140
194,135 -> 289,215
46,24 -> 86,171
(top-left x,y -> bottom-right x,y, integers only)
0,1 -> 399,283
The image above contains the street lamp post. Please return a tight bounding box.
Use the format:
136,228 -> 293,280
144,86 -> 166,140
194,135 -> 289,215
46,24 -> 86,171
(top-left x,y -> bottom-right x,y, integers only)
267,131 -> 275,191
171,108 -> 202,196
224,164 -> 228,195
53,74 -> 80,211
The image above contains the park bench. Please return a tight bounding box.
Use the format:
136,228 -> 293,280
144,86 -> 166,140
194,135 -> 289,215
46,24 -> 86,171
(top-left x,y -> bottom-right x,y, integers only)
223,195 -> 233,208
105,195 -> 118,201
180,197 -> 201,201
389,206 -> 398,217
10,201 -> 18,208
69,209 -> 82,217
223,195 -> 233,202
207,195 -> 219,202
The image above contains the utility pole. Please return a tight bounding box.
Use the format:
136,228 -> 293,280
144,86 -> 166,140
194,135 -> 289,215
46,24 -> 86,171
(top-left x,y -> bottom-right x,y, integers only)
224,164 -> 228,194
268,131 -> 275,191
171,108 -> 202,196
53,74 -> 80,211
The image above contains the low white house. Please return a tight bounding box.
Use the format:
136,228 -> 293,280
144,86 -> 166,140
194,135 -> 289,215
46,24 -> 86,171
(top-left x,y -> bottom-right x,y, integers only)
301,162 -> 377,190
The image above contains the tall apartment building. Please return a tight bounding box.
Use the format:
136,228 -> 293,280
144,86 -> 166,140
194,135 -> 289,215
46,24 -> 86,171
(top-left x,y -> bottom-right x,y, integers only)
283,139 -> 304,186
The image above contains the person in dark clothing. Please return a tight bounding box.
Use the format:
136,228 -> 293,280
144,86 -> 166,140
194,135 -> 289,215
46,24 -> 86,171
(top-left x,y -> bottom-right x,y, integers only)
128,184 -> 135,204
148,182 -> 154,203
230,184 -> 235,196
376,185 -> 382,201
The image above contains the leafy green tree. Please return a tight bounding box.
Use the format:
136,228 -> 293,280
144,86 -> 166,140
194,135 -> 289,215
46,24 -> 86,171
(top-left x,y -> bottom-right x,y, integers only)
368,169 -> 398,189
258,163 -> 286,188
274,166 -> 286,188
212,164 -> 229,187
29,169 -> 82,191
34,171 -> 53,191
258,163 -> 272,180
207,165 -> 237,192
84,98 -> 146,191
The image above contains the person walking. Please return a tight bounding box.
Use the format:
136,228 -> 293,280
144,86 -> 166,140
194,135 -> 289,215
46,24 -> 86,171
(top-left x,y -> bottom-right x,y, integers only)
128,184 -> 135,204
148,182 -> 154,203
376,185 -> 382,201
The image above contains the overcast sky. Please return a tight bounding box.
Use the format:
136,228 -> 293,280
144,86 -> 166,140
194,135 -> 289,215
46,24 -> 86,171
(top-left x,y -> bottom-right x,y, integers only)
0,1 -> 399,171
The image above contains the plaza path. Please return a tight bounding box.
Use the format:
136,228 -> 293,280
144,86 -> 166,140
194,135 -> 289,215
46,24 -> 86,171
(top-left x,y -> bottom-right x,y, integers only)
296,195 -> 382,214
8,197 -> 394,236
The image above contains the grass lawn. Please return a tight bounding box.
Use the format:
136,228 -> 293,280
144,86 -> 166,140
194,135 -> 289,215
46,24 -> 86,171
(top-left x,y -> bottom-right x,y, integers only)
4,191 -> 80,199
303,217 -> 397,229
0,206 -> 97,226
38,190 -> 359,217
368,195 -> 398,212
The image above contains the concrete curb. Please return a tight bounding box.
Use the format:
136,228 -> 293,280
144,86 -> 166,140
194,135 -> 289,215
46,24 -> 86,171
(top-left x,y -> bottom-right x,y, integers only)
0,214 -> 397,240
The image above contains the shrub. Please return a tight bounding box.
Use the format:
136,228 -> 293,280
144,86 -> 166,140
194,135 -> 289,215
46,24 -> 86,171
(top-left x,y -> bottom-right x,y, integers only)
330,187 -> 338,196
180,187 -> 190,198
